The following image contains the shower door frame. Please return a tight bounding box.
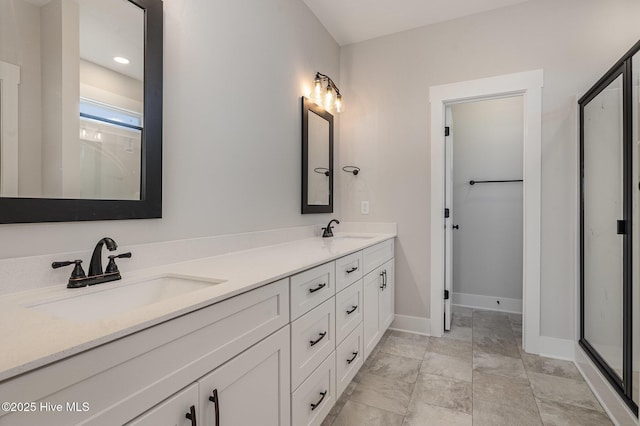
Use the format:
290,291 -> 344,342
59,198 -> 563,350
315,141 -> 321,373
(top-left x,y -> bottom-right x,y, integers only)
578,40 -> 640,416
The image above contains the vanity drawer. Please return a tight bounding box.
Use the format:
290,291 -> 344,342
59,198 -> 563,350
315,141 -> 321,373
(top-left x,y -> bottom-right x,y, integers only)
126,383 -> 198,425
363,239 -> 394,275
336,324 -> 363,397
290,262 -> 335,320
335,280 -> 363,345
291,297 -> 335,391
291,352 -> 336,426
335,251 -> 363,292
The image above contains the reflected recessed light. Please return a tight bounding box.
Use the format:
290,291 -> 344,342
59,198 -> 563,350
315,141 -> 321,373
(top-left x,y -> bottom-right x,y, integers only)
113,56 -> 130,65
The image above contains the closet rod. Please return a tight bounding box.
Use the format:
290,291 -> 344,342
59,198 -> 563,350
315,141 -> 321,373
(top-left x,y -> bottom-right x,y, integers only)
469,179 -> 523,185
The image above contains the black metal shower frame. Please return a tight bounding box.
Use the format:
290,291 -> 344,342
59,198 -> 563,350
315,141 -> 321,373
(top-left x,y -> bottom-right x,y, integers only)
579,39 -> 640,416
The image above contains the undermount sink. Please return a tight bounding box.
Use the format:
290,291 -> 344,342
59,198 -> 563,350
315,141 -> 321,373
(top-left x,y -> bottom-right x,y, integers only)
26,274 -> 226,322
331,235 -> 375,240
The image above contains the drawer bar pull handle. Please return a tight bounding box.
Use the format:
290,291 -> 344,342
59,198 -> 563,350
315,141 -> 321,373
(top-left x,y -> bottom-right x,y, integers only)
208,388 -> 220,426
185,405 -> 197,426
309,282 -> 327,293
347,351 -> 359,364
310,391 -> 328,411
310,331 -> 327,346
346,266 -> 358,274
346,305 -> 358,315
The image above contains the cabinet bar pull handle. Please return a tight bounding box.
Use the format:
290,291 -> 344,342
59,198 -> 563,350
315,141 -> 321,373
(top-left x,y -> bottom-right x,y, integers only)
347,351 -> 359,364
185,405 -> 197,426
310,391 -> 327,411
379,271 -> 385,290
346,266 -> 358,274
346,305 -> 358,315
383,270 -> 387,288
208,389 -> 220,426
310,331 -> 327,346
309,283 -> 326,293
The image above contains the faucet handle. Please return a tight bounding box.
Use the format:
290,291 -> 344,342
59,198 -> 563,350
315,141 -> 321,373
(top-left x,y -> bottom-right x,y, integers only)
52,259 -> 87,280
106,252 -> 132,274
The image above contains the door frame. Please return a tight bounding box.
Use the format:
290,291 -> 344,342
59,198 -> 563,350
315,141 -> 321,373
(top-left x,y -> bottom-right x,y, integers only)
429,70 -> 543,355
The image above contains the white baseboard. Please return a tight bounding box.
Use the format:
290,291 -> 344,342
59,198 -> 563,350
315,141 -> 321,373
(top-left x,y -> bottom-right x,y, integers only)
575,343 -> 637,426
390,314 -> 431,336
535,336 -> 574,361
452,292 -> 522,314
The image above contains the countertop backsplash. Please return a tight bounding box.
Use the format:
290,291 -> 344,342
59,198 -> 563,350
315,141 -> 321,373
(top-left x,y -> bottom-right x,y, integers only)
0,222 -> 396,297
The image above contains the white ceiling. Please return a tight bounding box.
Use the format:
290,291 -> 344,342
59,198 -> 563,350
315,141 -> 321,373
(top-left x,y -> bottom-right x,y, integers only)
302,0 -> 531,46
24,0 -> 143,81
79,0 -> 144,81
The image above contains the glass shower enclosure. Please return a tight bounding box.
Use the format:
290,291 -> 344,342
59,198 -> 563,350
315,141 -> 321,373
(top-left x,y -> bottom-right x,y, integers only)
579,40 -> 640,414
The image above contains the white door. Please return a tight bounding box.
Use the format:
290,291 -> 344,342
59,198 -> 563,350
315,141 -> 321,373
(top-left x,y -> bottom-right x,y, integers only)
444,106 -> 454,331
198,326 -> 291,426
379,259 -> 395,330
363,267 -> 381,359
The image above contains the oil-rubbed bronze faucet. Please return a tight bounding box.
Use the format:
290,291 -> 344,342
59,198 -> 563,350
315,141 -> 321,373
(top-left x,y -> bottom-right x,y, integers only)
52,237 -> 131,288
322,219 -> 340,238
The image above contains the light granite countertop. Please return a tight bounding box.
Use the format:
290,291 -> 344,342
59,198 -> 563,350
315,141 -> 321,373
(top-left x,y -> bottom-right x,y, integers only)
0,232 -> 395,382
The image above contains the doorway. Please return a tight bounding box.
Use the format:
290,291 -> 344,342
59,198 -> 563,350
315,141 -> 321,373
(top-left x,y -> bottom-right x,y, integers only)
444,97 -> 524,331
429,70 -> 543,355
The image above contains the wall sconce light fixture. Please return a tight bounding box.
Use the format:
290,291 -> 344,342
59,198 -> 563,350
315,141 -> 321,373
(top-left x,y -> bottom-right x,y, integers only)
313,72 -> 342,113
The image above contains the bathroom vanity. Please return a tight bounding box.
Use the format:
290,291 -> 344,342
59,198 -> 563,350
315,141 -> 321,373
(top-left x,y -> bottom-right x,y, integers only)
0,234 -> 395,426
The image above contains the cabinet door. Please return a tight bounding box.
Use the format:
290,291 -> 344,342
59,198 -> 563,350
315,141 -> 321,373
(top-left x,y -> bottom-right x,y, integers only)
198,326 -> 291,426
363,267 -> 382,359
126,383 -> 198,426
379,259 -> 395,331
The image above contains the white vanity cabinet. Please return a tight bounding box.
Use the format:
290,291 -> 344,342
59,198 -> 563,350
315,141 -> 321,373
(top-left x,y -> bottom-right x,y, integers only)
196,326 -> 290,426
128,326 -> 290,426
362,240 -> 395,360
0,279 -> 290,426
0,236 -> 395,426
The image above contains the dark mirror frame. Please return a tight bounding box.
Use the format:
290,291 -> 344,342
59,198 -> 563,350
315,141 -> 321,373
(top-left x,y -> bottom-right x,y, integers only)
301,97 -> 333,214
0,0 -> 163,224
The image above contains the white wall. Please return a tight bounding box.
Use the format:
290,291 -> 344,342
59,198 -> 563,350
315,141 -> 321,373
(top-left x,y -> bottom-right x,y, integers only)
80,59 -> 143,112
0,0 -> 340,266
339,0 -> 640,340
0,0 -> 43,197
451,97 -> 523,303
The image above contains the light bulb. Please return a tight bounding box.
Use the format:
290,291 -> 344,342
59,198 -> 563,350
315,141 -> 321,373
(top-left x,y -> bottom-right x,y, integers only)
335,94 -> 342,113
325,86 -> 333,110
314,78 -> 322,103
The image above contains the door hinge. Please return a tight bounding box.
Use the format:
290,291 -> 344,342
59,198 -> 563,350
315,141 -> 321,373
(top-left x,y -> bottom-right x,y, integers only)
617,220 -> 627,235
444,208 -> 450,218
444,290 -> 449,300
444,126 -> 450,137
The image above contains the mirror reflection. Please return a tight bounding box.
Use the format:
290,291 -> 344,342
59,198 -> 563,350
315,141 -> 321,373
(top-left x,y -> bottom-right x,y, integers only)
307,111 -> 330,206
0,0 -> 144,200
301,97 -> 333,214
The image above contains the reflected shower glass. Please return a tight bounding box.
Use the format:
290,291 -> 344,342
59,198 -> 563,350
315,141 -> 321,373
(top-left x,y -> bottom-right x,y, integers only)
583,74 -> 624,380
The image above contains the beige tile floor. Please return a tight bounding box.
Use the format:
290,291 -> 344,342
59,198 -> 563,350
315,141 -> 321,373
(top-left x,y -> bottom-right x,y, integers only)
322,307 -> 612,426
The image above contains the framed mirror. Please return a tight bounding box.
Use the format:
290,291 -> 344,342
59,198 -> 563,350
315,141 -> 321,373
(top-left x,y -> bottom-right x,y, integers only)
0,0 -> 162,223
301,97 -> 333,214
